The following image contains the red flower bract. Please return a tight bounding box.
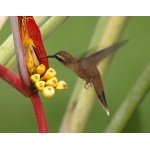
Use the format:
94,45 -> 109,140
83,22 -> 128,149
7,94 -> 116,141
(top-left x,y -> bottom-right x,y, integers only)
18,16 -> 49,71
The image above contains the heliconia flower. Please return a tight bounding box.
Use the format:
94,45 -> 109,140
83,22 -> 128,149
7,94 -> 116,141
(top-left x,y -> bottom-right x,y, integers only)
11,16 -> 50,96
11,16 -> 67,98
9,16 -> 50,132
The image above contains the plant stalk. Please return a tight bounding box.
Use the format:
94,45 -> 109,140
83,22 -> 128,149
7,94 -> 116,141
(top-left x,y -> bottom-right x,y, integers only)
105,61 -> 150,132
30,92 -> 49,133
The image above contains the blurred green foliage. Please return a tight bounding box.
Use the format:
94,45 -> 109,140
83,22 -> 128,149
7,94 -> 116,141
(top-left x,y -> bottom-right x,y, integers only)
0,16 -> 150,132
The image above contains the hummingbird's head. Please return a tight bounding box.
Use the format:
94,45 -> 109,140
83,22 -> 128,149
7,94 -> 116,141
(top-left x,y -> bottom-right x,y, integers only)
40,51 -> 76,65
53,51 -> 76,64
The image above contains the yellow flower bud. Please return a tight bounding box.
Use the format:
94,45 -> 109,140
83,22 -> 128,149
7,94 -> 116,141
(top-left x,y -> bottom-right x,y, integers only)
45,77 -> 58,87
36,64 -> 46,75
35,81 -> 45,90
42,86 -> 55,99
56,80 -> 67,90
40,68 -> 56,80
30,74 -> 40,83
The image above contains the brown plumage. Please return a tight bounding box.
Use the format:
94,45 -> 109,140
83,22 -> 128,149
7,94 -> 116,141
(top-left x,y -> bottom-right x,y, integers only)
41,40 -> 129,115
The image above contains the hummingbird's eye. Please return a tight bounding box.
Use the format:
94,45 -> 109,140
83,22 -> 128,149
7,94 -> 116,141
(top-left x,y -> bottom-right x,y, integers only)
56,55 -> 66,63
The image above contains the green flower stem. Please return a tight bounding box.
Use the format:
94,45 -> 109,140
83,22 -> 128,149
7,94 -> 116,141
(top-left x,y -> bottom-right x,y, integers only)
34,16 -> 51,27
105,61 -> 150,132
40,16 -> 68,40
5,55 -> 16,68
60,16 -> 128,133
0,34 -> 14,65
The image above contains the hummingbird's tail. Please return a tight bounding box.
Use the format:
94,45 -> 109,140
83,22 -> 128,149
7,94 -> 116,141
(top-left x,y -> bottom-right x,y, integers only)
98,91 -> 110,116
92,77 -> 110,116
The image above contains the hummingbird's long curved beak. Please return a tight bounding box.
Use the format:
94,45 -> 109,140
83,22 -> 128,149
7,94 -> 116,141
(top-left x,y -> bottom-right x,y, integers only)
39,55 -> 55,59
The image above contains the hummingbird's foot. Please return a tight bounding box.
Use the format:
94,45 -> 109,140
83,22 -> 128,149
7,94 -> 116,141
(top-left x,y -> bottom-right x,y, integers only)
84,82 -> 93,89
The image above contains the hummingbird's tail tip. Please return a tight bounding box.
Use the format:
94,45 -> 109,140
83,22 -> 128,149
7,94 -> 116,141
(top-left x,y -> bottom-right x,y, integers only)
106,109 -> 110,116
100,91 -> 110,116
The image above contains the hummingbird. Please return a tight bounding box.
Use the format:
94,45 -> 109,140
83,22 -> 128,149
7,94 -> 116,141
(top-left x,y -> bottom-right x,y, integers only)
41,40 -> 129,115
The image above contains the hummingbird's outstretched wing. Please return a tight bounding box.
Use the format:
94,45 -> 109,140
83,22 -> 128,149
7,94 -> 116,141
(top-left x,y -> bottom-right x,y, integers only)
86,39 -> 129,65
